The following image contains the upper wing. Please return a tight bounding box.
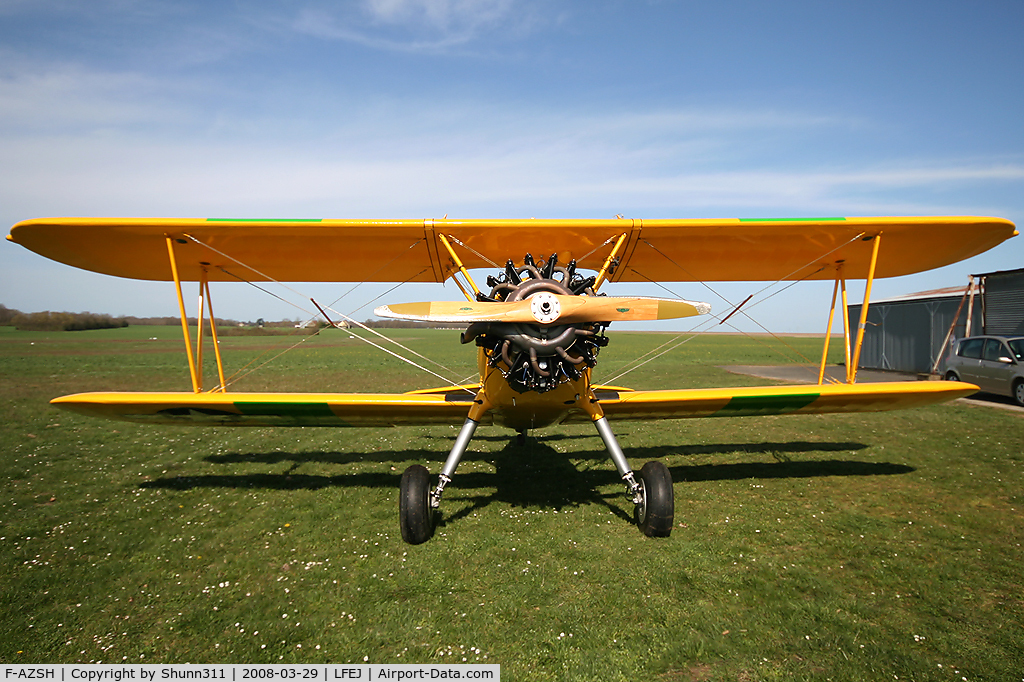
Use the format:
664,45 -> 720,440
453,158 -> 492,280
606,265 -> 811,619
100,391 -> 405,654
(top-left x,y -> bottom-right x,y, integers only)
8,216 -> 1016,283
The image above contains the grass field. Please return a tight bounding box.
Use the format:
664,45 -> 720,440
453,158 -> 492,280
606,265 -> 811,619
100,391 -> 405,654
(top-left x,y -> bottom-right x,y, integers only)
1,325 -> 1022,680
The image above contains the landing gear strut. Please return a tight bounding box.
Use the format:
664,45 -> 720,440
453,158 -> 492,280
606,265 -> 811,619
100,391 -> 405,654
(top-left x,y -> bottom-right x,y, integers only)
593,415 -> 674,537
399,417 -> 480,544
400,406 -> 675,543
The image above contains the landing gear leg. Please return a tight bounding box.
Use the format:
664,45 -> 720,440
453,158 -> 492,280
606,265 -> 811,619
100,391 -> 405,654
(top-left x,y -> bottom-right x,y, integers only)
593,415 -> 674,537
431,417 -> 479,510
399,417 -> 479,545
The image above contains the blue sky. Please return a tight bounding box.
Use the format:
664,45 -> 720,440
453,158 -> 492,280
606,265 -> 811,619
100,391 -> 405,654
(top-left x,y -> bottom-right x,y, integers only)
2,0 -> 1022,334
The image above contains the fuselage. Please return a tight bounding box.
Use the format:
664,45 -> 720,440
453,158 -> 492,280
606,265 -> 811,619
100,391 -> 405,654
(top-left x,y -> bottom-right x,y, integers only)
477,347 -> 592,430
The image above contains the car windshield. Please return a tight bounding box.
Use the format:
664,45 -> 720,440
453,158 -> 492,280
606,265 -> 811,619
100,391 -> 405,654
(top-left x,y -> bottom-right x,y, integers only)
1008,338 -> 1024,361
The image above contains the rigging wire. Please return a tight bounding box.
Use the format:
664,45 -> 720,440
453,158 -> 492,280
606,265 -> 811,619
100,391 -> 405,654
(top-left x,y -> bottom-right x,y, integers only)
442,234 -> 500,269
221,330 -> 325,388
577,235 -> 620,267
313,301 -> 473,392
329,271 -> 466,376
321,239 -> 428,316
599,318 -> 717,386
218,267 -> 317,317
639,230 -> 863,325
632,264 -> 825,370
627,265 -> 841,383
603,233 -> 869,385
182,234 -> 470,391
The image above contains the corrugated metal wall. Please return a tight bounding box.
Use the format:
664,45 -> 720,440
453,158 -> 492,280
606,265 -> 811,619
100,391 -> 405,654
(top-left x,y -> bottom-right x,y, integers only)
847,268 -> 1024,374
984,270 -> 1024,335
847,295 -> 983,374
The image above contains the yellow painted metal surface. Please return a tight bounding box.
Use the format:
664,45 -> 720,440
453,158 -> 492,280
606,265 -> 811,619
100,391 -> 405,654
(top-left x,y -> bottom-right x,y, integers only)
49,380 -> 978,428
579,380 -> 979,422
8,216 -> 1016,283
50,391 -> 477,427
477,360 -> 591,431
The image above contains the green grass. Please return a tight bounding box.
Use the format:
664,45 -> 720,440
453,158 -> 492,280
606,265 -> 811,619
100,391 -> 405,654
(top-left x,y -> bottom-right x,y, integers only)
1,327 -> 1022,680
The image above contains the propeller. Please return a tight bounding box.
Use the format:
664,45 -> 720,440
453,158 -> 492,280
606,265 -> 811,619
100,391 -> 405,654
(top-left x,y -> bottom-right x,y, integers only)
375,295 -> 711,324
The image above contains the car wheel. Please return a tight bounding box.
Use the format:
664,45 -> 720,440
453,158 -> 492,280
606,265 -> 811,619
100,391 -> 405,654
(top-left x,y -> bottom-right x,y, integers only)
1013,379 -> 1024,408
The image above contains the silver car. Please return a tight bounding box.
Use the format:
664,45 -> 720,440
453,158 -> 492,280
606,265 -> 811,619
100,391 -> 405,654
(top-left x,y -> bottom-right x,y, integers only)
944,335 -> 1024,406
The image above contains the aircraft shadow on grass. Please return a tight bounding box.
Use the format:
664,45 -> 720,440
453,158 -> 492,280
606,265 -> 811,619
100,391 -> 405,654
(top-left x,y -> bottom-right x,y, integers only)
140,438 -> 913,524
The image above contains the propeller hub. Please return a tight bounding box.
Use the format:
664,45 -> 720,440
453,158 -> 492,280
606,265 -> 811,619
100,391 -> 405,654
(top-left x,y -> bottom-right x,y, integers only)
530,292 -> 561,324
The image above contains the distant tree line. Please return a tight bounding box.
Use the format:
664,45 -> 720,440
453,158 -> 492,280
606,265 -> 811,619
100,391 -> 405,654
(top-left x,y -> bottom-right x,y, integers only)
0,303 -> 465,331
0,304 -> 16,326
8,309 -> 129,331
121,315 -> 237,327
360,319 -> 466,329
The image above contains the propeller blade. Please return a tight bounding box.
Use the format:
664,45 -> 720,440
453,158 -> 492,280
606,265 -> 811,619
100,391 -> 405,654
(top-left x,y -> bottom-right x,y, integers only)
375,300 -> 535,323
560,296 -> 711,322
375,296 -> 710,324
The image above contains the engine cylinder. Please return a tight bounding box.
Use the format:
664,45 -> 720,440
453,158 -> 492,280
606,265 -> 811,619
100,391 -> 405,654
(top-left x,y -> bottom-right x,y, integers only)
466,254 -> 608,393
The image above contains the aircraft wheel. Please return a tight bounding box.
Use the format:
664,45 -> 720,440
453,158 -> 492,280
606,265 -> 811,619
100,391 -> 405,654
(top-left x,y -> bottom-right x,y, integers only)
635,461 -> 674,538
945,371 -> 960,381
399,465 -> 434,545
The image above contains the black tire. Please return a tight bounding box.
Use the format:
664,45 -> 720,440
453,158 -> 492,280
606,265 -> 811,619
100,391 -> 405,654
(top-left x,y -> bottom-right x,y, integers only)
635,461 -> 674,538
945,371 -> 960,381
399,465 -> 434,545
1013,379 -> 1024,408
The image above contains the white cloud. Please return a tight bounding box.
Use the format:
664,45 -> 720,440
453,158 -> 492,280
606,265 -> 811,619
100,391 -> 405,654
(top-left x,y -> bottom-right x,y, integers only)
0,58 -> 205,133
4,114 -> 1022,220
363,0 -> 513,30
290,0 -> 539,52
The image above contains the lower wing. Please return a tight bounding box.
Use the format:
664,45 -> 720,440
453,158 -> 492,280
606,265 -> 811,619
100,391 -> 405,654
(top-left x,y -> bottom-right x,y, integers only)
50,381 -> 976,427
585,380 -> 977,421
50,389 -> 480,427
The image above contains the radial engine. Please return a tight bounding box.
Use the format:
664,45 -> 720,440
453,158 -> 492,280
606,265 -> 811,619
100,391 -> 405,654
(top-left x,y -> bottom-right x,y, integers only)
462,253 -> 610,393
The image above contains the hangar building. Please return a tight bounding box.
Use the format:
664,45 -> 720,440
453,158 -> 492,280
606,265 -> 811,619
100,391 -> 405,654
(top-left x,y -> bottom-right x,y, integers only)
847,267 -> 1024,375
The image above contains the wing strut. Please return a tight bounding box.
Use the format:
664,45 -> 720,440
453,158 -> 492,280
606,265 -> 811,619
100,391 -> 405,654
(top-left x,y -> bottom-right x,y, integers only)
438,233 -> 481,301
202,269 -> 228,392
849,234 -> 881,383
166,236 -> 201,393
164,237 -> 229,394
840,268 -> 852,382
817,262 -> 846,385
593,233 -> 629,291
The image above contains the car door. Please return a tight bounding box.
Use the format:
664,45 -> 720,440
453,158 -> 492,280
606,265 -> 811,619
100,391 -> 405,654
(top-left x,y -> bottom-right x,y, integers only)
977,338 -> 1016,396
953,337 -> 985,385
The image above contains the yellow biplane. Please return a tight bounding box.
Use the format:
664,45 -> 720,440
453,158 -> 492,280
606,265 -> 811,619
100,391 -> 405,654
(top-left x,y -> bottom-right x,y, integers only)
6,215 -> 1017,543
